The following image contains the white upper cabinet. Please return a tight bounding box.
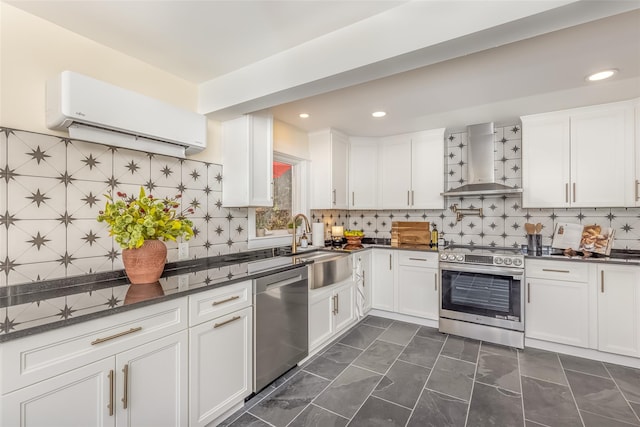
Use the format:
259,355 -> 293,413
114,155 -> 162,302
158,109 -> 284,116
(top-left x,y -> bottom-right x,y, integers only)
379,135 -> 412,209
521,112 -> 570,208
411,129 -> 445,209
222,113 -> 273,207
522,100 -> 635,208
349,138 -> 379,209
633,100 -> 640,206
379,129 -> 444,209
309,129 -> 349,209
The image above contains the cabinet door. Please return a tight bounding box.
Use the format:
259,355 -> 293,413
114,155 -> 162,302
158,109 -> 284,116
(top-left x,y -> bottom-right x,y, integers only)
334,282 -> 355,333
250,113 -> 274,206
396,265 -> 439,320
379,137 -> 412,209
349,139 -> 378,209
521,113 -> 571,208
331,131 -> 350,209
598,265 -> 640,357
309,129 -> 348,209
525,278 -> 590,348
356,251 -> 373,313
372,250 -> 395,311
116,331 -> 188,427
634,103 -> 640,206
1,358 -> 114,427
189,307 -> 253,427
411,129 -> 445,209
309,289 -> 334,352
570,105 -> 633,207
222,114 -> 273,207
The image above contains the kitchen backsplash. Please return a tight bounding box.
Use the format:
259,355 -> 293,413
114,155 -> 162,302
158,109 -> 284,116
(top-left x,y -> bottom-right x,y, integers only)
0,128 -> 249,287
313,124 -> 640,251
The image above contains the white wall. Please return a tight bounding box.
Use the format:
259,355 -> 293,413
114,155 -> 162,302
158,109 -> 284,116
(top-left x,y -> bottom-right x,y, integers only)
0,3 -> 221,163
273,119 -> 309,159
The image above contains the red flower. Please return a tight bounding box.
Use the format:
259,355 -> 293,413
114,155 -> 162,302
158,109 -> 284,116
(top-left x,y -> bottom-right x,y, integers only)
175,194 -> 182,199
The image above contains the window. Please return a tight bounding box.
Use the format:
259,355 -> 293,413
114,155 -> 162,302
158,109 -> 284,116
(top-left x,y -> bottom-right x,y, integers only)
248,153 -> 309,248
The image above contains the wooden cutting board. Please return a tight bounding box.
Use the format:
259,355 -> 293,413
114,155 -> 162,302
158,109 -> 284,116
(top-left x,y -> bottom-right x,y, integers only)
391,221 -> 430,246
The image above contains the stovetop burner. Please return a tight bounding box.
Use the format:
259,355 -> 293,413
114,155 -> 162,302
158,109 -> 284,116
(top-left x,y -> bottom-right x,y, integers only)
440,245 -> 524,268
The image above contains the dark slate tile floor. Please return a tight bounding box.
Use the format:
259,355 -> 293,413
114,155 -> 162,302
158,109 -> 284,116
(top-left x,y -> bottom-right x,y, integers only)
220,315 -> 640,427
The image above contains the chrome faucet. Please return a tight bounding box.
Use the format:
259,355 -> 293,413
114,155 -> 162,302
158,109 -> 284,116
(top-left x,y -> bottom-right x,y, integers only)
291,213 -> 311,254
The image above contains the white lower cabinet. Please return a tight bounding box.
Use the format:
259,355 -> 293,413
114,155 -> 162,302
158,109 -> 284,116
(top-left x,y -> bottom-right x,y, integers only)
309,280 -> 355,352
597,264 -> 640,357
396,251 -> 439,320
525,259 -> 640,360
372,249 -> 395,311
525,260 -> 592,348
189,307 -> 253,427
188,281 -> 253,427
1,358 -> 114,427
116,332 -> 189,427
0,298 -> 189,427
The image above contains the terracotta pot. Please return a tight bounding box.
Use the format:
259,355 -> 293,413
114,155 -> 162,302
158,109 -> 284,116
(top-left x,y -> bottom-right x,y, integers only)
122,240 -> 167,284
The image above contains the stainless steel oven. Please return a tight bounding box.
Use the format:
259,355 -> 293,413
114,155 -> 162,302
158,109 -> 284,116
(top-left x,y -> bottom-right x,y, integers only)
438,246 -> 525,348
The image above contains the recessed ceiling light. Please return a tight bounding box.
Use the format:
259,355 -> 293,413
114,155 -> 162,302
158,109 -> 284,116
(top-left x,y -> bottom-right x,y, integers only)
299,113 -> 309,118
586,69 -> 618,82
372,111 -> 386,118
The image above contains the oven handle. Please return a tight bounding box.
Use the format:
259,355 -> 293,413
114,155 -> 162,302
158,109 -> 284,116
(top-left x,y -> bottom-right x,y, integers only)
439,263 -> 523,279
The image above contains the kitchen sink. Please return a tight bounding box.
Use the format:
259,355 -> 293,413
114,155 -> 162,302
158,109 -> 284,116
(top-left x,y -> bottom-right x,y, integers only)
291,250 -> 352,289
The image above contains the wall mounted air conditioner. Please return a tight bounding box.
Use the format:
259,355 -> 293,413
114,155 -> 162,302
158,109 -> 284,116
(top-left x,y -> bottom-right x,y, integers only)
46,71 -> 207,158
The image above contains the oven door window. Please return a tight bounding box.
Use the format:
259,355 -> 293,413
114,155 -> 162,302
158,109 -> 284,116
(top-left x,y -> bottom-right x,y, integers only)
441,269 -> 521,320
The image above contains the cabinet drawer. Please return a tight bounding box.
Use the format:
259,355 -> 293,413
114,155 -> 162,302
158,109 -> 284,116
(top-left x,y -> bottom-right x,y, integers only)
526,259 -> 589,282
0,298 -> 187,395
188,280 -> 252,326
397,251 -> 438,268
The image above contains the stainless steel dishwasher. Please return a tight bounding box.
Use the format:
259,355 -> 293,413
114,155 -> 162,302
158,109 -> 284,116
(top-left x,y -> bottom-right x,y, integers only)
253,266 -> 308,392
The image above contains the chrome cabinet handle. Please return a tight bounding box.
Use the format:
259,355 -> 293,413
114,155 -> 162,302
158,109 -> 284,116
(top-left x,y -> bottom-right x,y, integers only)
352,192 -> 355,206
389,254 -> 392,270
409,257 -> 427,261
407,190 -> 410,206
122,364 -> 129,409
542,268 -> 570,273
601,270 -> 604,293
214,315 -> 241,329
332,295 -> 338,315
527,282 -> 531,303
108,370 -> 115,416
212,295 -> 240,306
412,190 -> 415,206
565,183 -> 569,203
92,327 -> 142,345
573,182 -> 576,203
434,272 -> 437,291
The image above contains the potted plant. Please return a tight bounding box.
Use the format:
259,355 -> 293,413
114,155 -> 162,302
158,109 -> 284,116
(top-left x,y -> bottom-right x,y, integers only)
97,187 -> 194,284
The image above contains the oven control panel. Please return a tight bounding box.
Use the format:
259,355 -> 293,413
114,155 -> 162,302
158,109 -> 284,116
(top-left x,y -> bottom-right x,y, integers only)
439,252 -> 523,268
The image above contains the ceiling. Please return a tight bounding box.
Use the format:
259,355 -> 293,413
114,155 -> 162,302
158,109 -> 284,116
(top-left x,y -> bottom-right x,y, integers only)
6,0 -> 640,136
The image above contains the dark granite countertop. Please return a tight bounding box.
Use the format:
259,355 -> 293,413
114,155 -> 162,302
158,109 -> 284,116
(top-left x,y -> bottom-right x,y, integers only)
525,249 -> 640,266
0,247 -> 311,343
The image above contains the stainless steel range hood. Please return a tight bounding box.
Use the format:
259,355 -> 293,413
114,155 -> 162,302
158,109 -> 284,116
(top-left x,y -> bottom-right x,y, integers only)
441,122 -> 523,197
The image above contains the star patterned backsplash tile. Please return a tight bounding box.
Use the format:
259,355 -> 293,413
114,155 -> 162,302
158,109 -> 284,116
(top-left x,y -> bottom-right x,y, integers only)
312,124 -> 640,251
0,128 -> 248,289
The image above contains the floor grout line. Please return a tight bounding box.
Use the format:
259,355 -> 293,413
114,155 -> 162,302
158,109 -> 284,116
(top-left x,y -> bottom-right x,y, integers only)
557,353 -> 586,427
517,348 -> 527,427
463,335 -> 482,427
405,333 -> 450,427
602,363 -> 640,425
